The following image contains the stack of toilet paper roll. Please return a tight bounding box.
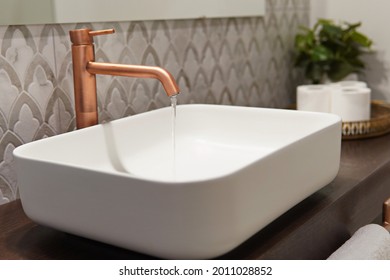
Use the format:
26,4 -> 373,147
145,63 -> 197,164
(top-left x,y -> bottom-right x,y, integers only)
297,81 -> 371,122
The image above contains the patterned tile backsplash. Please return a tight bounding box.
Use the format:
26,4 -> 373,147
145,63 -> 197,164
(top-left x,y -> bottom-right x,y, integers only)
0,0 -> 309,203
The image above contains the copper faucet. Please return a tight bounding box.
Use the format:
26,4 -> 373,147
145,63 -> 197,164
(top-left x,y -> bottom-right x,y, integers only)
69,28 -> 180,129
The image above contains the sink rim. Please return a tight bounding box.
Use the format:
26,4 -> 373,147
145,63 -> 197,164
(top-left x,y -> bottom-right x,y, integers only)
14,104 -> 341,184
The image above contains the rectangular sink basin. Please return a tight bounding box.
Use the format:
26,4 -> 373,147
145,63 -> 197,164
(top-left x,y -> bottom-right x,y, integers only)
14,104 -> 341,259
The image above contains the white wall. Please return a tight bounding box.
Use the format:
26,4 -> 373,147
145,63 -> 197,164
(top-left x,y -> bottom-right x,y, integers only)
311,0 -> 390,101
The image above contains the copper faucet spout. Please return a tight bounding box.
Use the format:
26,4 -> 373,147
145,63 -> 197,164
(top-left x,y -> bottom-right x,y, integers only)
87,62 -> 180,97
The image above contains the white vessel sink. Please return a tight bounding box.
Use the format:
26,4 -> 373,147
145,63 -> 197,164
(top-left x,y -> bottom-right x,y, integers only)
14,104 -> 341,259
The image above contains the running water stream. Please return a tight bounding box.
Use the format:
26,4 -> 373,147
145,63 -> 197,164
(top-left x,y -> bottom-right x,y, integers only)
171,95 -> 177,180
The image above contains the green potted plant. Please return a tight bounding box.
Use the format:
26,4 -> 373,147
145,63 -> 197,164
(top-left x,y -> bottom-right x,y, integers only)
294,19 -> 373,84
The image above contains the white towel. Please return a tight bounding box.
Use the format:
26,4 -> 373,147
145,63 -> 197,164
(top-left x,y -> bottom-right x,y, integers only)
328,224 -> 390,260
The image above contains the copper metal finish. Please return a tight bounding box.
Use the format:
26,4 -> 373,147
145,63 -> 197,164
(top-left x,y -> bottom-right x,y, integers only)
383,198 -> 390,231
70,28 -> 180,129
87,62 -> 180,97
69,28 -> 115,45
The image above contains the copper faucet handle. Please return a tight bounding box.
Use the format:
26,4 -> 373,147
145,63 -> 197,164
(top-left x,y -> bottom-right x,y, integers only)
70,28 -> 115,45
89,29 -> 115,37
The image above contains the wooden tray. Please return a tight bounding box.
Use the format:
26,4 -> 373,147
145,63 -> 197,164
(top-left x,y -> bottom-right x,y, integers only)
342,100 -> 390,140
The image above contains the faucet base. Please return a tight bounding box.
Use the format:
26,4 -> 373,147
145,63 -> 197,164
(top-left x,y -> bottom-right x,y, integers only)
76,111 -> 98,129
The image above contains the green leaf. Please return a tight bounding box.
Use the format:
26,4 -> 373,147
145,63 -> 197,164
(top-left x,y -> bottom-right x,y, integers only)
306,62 -> 325,84
294,53 -> 310,67
295,33 -> 314,51
311,45 -> 332,61
345,22 -> 362,32
328,60 -> 355,81
316,18 -> 334,28
321,24 -> 343,39
351,31 -> 372,47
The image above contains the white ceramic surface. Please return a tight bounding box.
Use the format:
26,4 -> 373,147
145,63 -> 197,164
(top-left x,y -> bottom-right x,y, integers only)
14,104 -> 342,259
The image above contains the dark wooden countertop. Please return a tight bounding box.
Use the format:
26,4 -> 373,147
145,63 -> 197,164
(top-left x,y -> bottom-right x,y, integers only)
2,133 -> 390,260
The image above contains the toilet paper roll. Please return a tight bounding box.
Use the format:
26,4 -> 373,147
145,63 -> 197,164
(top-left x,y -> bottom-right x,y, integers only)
331,80 -> 367,88
297,85 -> 331,113
331,87 -> 371,122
